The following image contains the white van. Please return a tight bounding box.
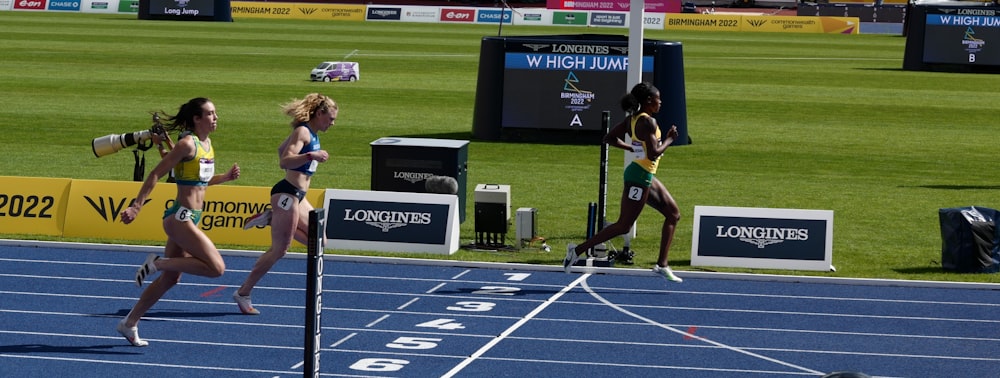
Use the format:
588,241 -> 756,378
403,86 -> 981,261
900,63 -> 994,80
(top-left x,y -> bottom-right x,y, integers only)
310,61 -> 360,82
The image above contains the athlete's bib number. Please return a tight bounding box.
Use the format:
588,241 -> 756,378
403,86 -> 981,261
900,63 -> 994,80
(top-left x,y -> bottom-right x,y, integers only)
175,206 -> 194,222
277,194 -> 296,210
198,159 -> 215,182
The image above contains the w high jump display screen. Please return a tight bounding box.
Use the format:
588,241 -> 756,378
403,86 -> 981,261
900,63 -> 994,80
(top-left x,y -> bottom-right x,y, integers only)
922,9 -> 1000,65
500,43 -> 653,131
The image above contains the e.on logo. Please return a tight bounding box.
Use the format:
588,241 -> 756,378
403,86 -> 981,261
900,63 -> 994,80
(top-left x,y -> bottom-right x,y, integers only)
16,0 -> 46,10
440,8 -> 474,22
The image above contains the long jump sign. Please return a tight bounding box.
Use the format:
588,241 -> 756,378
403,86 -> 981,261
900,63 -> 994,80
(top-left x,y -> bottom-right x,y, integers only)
691,206 -> 834,271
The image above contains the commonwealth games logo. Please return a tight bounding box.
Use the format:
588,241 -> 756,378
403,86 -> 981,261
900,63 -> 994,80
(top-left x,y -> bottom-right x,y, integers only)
962,26 -> 986,53
560,71 -> 594,111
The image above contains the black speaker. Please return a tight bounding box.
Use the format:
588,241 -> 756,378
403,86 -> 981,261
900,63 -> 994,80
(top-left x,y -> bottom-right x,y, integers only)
371,137 -> 468,222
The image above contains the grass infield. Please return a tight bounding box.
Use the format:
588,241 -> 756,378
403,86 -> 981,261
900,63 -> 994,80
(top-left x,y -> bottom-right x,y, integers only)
2,11 -> 1000,283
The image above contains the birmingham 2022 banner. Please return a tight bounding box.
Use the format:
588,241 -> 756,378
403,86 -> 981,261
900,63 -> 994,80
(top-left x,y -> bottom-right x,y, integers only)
546,0 -> 680,13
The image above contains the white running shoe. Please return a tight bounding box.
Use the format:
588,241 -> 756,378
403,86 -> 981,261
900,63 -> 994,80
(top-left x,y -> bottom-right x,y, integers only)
135,254 -> 159,287
652,265 -> 683,283
116,319 -> 149,347
233,292 -> 260,315
563,244 -> 580,273
243,209 -> 272,230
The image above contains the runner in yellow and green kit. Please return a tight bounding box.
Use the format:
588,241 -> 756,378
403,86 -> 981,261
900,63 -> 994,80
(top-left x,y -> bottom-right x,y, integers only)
564,82 -> 683,283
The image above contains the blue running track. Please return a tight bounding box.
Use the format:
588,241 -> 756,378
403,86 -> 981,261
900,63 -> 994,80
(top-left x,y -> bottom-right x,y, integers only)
2,240 -> 999,377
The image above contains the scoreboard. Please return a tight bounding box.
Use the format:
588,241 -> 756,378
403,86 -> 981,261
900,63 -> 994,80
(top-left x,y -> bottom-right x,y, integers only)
472,34 -> 690,144
904,4 -> 1000,73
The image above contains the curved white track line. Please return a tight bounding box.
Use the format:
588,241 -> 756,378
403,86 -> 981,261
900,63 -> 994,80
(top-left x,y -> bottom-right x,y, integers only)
580,277 -> 824,376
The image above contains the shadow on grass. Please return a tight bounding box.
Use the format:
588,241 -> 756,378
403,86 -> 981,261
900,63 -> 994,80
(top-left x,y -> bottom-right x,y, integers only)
908,184 -> 1000,190
397,130 -> 608,146
892,266 -> 945,275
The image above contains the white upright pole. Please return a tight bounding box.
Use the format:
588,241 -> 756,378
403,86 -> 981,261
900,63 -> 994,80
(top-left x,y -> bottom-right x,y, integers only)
623,0 -> 645,246
627,0 -> 644,88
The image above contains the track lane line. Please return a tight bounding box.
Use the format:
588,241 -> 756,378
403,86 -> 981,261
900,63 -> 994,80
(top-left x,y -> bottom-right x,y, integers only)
440,274 -> 590,378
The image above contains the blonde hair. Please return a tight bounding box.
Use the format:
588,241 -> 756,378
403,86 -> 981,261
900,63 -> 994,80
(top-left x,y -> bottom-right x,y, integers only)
282,93 -> 337,127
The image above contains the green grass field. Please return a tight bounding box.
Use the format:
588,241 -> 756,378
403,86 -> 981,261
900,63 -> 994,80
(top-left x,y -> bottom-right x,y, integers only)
3,11 -> 1000,283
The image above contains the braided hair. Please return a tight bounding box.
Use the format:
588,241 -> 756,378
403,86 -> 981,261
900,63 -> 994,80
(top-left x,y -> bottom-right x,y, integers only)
619,82 -> 658,116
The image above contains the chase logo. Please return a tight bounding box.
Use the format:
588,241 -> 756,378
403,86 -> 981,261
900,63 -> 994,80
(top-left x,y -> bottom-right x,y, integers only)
48,1 -> 80,10
747,19 -> 766,27
477,9 -> 511,23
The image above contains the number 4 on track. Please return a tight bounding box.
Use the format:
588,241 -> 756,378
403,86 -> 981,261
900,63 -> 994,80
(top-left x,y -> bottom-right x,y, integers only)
416,318 -> 466,330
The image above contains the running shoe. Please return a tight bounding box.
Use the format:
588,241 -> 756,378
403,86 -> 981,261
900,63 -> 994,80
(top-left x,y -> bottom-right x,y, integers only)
242,209 -> 272,230
652,265 -> 683,283
233,291 -> 260,315
135,253 -> 159,287
563,244 -> 579,273
116,319 -> 149,347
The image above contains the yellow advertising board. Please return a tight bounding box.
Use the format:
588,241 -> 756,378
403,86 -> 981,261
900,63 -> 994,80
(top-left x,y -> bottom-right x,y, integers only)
0,176 -> 71,236
231,2 -> 366,21
742,15 -> 859,34
664,14 -> 859,34
663,13 -> 743,32
64,179 -> 180,241
60,178 -> 323,248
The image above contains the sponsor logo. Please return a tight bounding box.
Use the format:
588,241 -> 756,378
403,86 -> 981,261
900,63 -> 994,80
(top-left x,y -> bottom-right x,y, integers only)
552,44 -> 609,54
394,171 -> 435,184
84,196 -> 146,223
441,8 -> 474,22
342,208 -> 432,233
49,1 -> 80,9
83,195 -> 269,230
714,225 -> 808,249
957,8 -> 995,16
590,12 -> 625,26
367,7 -> 401,20
477,9 -> 511,23
524,43 -> 550,52
16,0 -> 45,10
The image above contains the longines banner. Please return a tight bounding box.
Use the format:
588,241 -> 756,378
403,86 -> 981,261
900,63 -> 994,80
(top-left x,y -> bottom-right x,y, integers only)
692,205 -> 834,271
324,189 -> 460,255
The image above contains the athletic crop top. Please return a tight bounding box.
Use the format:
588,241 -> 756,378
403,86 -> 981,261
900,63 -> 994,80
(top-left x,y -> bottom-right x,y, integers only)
290,123 -> 320,176
628,112 -> 660,174
174,133 -> 215,186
